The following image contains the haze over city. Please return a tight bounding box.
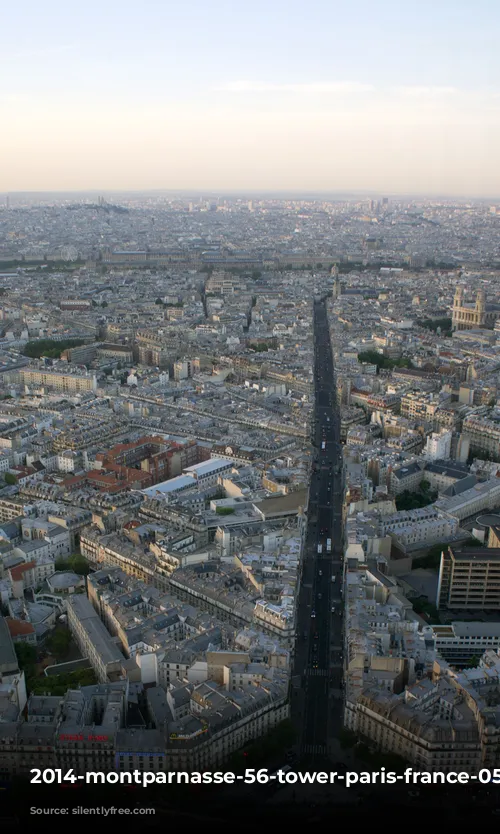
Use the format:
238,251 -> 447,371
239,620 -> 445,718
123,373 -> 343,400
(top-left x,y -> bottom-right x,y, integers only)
2,0 -> 500,195
3,0 -> 500,825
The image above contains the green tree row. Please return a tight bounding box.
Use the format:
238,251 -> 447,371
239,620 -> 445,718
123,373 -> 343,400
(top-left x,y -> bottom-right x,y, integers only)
395,482 -> 438,512
14,642 -> 97,695
22,338 -> 88,359
54,554 -> 91,575
417,317 -> 452,336
358,350 -> 414,371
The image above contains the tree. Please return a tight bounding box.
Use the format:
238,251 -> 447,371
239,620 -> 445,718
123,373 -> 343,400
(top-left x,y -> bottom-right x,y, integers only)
414,543 -> 447,570
417,317 -> 452,336
358,350 -> 414,372
4,473 -> 17,485
14,642 -> 36,672
28,667 -> 97,696
22,338 -> 87,360
70,555 -> 91,575
395,484 -> 437,511
55,554 -> 90,575
46,628 -> 72,660
155,298 -> 163,305
412,598 -> 440,622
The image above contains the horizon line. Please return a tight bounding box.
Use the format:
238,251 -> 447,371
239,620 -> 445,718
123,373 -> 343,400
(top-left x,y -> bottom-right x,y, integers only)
2,188 -> 500,201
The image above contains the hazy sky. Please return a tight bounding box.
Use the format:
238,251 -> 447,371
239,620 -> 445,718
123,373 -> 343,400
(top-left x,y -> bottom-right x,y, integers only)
2,0 -> 500,195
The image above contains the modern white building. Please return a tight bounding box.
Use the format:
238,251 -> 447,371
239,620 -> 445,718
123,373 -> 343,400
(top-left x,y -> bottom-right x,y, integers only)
183,458 -> 234,487
424,430 -> 452,461
431,622 -> 500,664
142,474 -> 195,502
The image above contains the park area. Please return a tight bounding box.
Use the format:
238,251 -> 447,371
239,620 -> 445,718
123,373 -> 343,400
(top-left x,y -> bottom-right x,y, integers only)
14,624 -> 96,696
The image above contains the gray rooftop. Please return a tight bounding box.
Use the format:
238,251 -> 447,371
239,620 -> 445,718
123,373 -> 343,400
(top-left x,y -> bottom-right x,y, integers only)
0,617 -> 19,676
67,595 -> 124,667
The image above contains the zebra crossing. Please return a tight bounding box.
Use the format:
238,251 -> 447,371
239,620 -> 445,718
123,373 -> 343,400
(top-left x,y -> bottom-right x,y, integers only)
307,667 -> 329,676
302,744 -> 327,755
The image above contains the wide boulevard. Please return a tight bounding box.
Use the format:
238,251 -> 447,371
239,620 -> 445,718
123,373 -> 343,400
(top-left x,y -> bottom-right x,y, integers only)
291,296 -> 344,766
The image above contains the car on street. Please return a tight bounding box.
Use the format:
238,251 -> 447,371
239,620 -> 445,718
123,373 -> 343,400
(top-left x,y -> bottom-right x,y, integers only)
311,610 -> 316,618
331,607 -> 335,613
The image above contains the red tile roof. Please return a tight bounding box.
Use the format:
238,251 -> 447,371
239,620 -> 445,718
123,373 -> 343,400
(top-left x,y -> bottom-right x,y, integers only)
9,560 -> 36,581
5,617 -> 35,636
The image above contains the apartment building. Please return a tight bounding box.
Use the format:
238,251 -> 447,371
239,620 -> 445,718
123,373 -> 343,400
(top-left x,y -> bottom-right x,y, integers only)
168,564 -> 256,629
173,360 -> 192,381
434,478 -> 500,522
380,507 -> 459,548
400,392 -> 438,420
63,343 -> 97,365
0,678 -> 288,776
96,436 -> 208,485
9,558 -> 55,597
352,677 -> 481,773
0,497 -> 35,524
437,546 -> 500,611
424,430 -> 452,461
18,368 -> 97,393
80,528 -> 163,588
253,600 -> 295,644
66,595 -> 125,683
206,272 -> 237,296
462,416 -> 500,460
389,461 -> 423,495
96,343 -> 133,363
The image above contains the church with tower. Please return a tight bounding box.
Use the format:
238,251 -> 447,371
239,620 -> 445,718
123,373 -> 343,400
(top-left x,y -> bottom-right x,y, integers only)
452,287 -> 500,331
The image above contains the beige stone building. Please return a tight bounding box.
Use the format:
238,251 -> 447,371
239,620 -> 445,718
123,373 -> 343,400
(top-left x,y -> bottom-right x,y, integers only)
452,287 -> 500,331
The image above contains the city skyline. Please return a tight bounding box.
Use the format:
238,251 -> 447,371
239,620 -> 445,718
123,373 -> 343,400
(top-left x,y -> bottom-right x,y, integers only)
2,0 -> 500,195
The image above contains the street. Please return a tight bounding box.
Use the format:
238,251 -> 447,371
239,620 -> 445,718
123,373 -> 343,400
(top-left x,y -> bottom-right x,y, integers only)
291,296 -> 344,767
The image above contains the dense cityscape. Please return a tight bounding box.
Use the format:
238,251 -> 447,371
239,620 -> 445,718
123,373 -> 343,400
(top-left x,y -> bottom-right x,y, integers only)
0,192 -> 498,815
